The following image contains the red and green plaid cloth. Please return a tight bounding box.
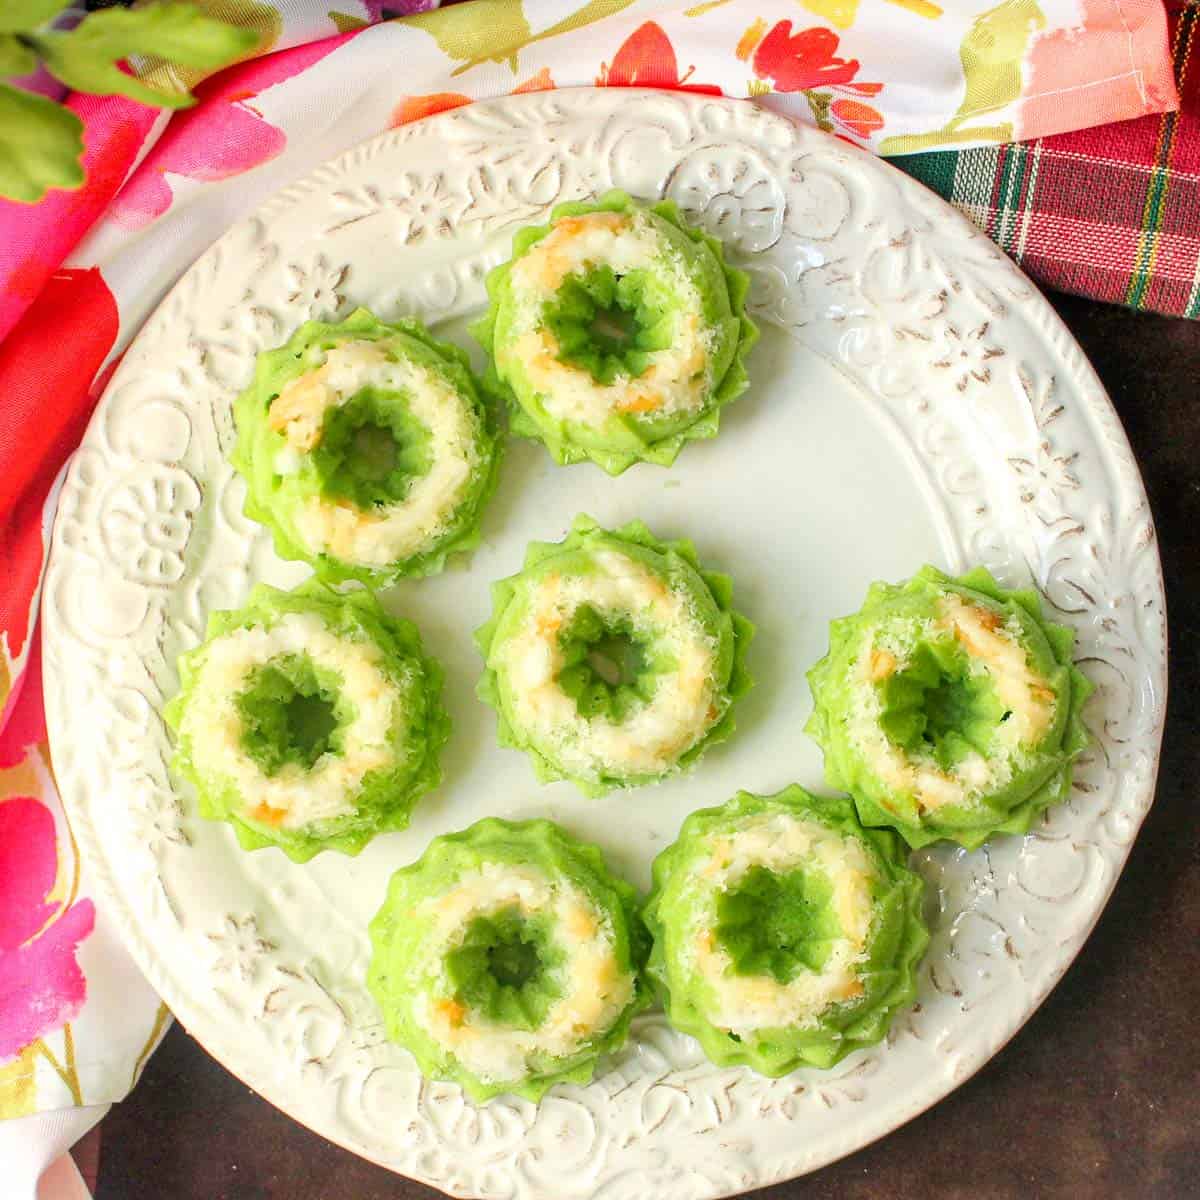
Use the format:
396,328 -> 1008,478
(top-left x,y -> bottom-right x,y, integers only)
898,0 -> 1199,318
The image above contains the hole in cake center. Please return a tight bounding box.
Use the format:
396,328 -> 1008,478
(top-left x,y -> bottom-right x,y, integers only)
588,303 -> 637,356
543,265 -> 670,387
585,631 -> 643,688
486,931 -> 542,989
555,606 -> 659,722
313,384 -> 433,508
235,654 -> 345,775
923,671 -> 983,744
445,907 -> 565,1030
282,691 -> 338,759
351,420 -> 399,482
877,639 -> 1009,770
715,865 -> 843,983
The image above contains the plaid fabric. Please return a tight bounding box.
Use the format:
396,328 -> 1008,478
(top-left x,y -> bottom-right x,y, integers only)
896,1 -> 1199,319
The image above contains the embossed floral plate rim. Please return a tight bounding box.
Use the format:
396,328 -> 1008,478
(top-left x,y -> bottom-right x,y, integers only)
42,89 -> 1166,1199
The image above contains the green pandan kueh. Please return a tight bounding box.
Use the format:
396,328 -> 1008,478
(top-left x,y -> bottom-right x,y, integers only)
367,817 -> 652,1103
475,515 -> 754,796
806,565 -> 1093,850
232,306 -> 501,585
472,190 -> 758,476
644,786 -> 929,1075
164,580 -> 449,862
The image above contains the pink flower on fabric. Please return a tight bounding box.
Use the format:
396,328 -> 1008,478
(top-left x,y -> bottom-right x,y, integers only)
362,0 -> 440,17
111,34 -> 356,230
0,796 -> 95,1060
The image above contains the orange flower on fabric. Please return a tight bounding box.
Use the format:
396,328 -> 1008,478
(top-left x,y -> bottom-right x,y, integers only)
391,69 -> 556,128
830,98 -> 885,137
735,17 -> 768,62
513,67 -> 555,95
598,21 -> 722,95
751,21 -> 863,91
391,92 -> 471,126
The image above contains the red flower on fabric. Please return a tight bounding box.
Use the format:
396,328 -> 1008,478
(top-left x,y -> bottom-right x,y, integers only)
597,21 -> 722,95
752,21 -> 863,92
744,20 -> 884,143
0,268 -> 118,693
0,796 -> 96,1059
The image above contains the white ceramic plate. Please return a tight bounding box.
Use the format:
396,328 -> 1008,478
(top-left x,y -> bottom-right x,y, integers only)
43,89 -> 1166,1199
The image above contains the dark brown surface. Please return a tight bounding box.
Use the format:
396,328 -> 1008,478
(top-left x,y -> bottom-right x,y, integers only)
94,290 -> 1200,1200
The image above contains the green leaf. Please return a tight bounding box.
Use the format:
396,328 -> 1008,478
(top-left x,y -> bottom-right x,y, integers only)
138,0 -> 280,93
0,81 -> 84,203
0,34 -> 39,76
34,30 -> 191,108
70,2 -> 258,67
34,3 -> 257,108
0,0 -> 71,36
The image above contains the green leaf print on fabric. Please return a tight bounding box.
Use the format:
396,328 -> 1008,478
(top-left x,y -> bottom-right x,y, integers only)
408,0 -> 636,76
879,0 -> 1046,153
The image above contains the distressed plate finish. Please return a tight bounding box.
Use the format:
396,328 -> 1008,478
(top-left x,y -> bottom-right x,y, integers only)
43,90 -> 1166,1198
